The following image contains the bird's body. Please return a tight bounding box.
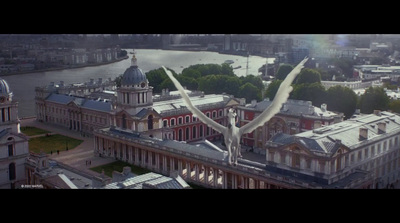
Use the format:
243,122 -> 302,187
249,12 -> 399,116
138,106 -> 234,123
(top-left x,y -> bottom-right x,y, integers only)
162,57 -> 308,165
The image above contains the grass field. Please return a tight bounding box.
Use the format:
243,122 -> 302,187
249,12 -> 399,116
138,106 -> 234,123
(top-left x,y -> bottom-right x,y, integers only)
20,126 -> 51,136
89,160 -> 150,177
29,134 -> 83,154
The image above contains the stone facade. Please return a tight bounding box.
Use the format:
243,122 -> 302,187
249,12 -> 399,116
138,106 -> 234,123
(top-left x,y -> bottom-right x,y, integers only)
0,78 -> 29,189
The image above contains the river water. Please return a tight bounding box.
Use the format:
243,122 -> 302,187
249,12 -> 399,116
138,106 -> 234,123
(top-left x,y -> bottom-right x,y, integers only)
3,49 -> 272,118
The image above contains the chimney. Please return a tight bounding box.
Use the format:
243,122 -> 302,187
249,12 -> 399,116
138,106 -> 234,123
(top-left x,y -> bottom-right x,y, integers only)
59,81 -> 64,87
321,103 -> 327,112
373,110 -> 381,116
377,122 -> 386,134
251,99 -> 257,107
359,128 -> 368,141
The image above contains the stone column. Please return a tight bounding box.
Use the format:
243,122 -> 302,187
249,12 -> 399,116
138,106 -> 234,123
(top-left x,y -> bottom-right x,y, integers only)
178,160 -> 183,176
147,151 -> 152,167
163,156 -> 167,173
222,172 -> 227,189
135,148 -> 139,165
155,153 -> 160,171
186,162 -> 191,180
204,166 -> 209,185
170,157 -> 175,173
194,164 -> 199,182
232,174 -> 237,189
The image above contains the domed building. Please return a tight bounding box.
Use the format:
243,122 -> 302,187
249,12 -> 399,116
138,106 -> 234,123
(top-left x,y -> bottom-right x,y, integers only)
114,53 -> 163,137
0,78 -> 29,189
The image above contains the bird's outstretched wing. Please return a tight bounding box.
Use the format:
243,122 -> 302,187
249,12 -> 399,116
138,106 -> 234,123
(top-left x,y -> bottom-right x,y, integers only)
239,57 -> 309,135
162,66 -> 226,134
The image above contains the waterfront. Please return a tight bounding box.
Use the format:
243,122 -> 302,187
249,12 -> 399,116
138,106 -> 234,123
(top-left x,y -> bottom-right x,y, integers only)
3,49 -> 271,118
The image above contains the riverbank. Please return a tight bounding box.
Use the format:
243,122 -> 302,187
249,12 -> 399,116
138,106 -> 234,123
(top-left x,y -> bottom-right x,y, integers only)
0,55 -> 129,77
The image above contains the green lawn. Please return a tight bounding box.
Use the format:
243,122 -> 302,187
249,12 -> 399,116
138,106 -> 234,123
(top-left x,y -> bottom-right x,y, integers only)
90,160 -> 151,177
29,134 -> 83,154
20,126 -> 51,136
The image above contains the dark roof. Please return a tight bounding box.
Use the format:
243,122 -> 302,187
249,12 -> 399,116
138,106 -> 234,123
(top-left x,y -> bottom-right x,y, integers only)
121,66 -> 147,86
0,78 -> 11,94
45,93 -> 112,112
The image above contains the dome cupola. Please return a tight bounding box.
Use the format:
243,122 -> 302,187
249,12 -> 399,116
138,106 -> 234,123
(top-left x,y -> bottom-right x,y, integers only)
0,78 -> 11,95
121,53 -> 148,87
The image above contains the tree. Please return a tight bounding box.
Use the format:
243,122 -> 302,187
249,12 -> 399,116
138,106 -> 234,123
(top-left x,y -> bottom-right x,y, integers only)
198,75 -> 241,96
326,85 -> 358,119
264,80 -> 283,100
295,68 -> 321,84
291,82 -> 327,107
358,87 -> 390,114
275,64 -> 294,80
389,100 -> 400,113
114,74 -> 123,88
177,76 -> 198,90
329,57 -> 355,79
146,67 -> 177,93
239,82 -> 261,103
239,74 -> 264,90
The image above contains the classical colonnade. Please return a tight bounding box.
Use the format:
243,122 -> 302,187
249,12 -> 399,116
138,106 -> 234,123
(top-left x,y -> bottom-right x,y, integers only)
94,133 -> 292,189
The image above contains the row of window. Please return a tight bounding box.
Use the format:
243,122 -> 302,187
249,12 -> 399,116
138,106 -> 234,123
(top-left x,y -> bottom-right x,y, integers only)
163,109 -> 223,127
174,124 -> 219,141
268,136 -> 400,174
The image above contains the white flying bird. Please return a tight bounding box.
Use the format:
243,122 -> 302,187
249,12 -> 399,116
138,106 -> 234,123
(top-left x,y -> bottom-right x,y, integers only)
162,57 -> 308,165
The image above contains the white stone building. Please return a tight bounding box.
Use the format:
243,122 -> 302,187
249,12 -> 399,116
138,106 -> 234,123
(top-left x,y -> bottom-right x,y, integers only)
266,111 -> 400,188
0,78 -> 29,189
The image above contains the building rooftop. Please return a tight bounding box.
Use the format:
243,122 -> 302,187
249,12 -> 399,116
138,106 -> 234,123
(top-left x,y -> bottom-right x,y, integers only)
269,111 -> 400,155
98,126 -> 228,161
242,98 -> 339,119
103,172 -> 190,189
45,93 -> 113,112
153,93 -> 236,115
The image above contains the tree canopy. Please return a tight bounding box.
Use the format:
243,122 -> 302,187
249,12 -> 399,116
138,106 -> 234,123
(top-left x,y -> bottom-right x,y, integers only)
295,68 -> 321,84
325,85 -> 358,119
358,87 -> 390,114
275,64 -> 294,80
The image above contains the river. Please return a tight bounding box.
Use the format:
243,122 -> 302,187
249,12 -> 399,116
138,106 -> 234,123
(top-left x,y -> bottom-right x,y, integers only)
2,49 -> 273,118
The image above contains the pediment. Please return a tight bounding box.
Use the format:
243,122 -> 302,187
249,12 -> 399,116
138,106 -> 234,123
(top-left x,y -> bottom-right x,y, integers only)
116,110 -> 133,119
67,101 -> 80,108
0,129 -> 28,144
135,108 -> 161,120
226,98 -> 239,107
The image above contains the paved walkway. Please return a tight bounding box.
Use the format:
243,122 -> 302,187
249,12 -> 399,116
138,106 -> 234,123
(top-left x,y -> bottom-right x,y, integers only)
20,117 -> 115,178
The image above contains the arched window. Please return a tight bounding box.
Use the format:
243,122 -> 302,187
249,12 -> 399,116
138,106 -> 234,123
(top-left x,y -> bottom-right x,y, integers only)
186,127 -> 190,141
178,129 -> 183,141
148,115 -> 153,130
192,126 -> 197,139
163,120 -> 168,128
8,144 -> 13,156
9,163 -> 16,181
199,125 -> 203,137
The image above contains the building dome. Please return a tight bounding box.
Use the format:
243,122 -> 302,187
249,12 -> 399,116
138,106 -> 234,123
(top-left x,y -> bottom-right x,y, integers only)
0,78 -> 11,95
121,54 -> 147,87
